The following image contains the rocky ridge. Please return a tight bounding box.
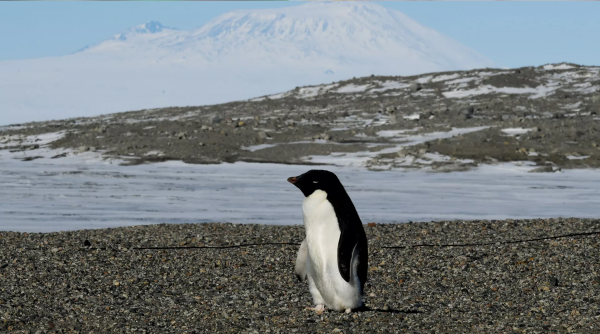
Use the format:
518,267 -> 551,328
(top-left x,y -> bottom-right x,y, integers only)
1,63 -> 599,171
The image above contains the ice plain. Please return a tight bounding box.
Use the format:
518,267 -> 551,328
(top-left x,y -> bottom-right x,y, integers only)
1,140 -> 599,232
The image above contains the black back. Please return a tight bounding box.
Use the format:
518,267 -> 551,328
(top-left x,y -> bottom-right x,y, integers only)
288,170 -> 368,290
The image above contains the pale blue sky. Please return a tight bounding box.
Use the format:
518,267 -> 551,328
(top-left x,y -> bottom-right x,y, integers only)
0,1 -> 598,68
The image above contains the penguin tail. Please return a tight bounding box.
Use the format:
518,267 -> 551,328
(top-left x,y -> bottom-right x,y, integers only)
349,243 -> 362,295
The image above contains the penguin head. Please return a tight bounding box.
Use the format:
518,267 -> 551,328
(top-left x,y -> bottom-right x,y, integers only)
287,169 -> 343,197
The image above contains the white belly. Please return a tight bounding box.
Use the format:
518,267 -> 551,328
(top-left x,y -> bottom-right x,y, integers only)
302,190 -> 362,311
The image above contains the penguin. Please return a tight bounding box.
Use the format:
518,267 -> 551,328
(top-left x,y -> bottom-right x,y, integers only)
287,170 -> 368,313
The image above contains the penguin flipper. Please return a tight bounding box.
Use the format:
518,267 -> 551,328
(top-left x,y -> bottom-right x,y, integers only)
294,239 -> 308,282
337,229 -> 358,283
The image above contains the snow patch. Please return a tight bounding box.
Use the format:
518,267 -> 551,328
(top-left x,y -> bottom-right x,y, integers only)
376,128 -> 421,138
336,84 -> 371,94
306,126 -> 489,167
544,64 -> 576,70
443,85 -> 540,99
144,150 -> 165,157
567,155 -> 589,160
415,75 -> 433,84
1,131 -> 67,147
370,81 -> 411,92
403,113 -> 421,120
431,74 -> 460,82
241,143 -> 279,152
501,128 -> 536,136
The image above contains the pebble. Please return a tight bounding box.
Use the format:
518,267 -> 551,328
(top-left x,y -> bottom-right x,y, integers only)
461,106 -> 475,115
256,131 -> 269,143
411,82 -> 422,92
312,133 -> 331,141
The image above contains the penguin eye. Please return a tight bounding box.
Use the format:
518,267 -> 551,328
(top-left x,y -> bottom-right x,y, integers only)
313,180 -> 318,184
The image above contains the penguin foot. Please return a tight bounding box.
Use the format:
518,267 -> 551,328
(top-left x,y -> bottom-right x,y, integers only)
306,304 -> 325,314
345,308 -> 351,313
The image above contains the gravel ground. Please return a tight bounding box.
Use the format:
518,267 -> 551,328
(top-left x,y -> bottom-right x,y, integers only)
1,218 -> 599,333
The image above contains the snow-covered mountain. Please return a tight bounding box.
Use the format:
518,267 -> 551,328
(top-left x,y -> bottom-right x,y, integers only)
0,2 -> 494,125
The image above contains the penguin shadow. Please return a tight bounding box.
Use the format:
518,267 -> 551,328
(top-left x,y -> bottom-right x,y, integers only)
352,305 -> 424,314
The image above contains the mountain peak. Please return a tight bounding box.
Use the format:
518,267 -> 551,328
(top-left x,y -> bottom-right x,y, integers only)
7,2 -> 496,124
113,21 -> 177,41
185,2 -> 493,70
133,21 -> 169,34
79,2 -> 493,73
230,1 -> 389,17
